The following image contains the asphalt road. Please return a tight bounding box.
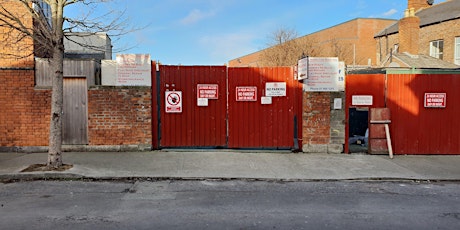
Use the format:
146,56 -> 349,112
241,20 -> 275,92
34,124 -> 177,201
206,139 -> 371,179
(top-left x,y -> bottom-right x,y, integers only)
1,180 -> 460,230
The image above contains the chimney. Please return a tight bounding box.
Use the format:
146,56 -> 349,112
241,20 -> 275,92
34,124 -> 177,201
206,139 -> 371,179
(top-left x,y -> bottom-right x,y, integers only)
398,7 -> 420,54
408,0 -> 432,12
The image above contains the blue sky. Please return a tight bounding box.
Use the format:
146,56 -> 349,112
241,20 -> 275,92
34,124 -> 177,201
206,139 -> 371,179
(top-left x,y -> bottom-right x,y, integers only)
66,0 -> 446,65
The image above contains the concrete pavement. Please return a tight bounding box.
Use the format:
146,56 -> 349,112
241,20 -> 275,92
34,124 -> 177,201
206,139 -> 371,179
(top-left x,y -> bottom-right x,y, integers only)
1,150 -> 460,181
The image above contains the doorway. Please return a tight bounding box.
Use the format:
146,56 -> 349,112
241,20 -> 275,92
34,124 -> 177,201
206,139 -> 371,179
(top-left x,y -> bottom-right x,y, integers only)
348,107 -> 368,153
63,77 -> 88,145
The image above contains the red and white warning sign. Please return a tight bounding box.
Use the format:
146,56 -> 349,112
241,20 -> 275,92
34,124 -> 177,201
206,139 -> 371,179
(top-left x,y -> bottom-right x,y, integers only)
424,93 -> 446,108
197,84 -> 218,99
236,86 -> 257,101
165,91 -> 182,113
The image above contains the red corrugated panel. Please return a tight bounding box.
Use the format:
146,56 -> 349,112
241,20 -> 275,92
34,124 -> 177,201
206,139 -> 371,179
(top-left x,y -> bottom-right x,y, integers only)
387,74 -> 460,154
345,74 -> 386,153
227,67 -> 302,149
159,65 -> 227,148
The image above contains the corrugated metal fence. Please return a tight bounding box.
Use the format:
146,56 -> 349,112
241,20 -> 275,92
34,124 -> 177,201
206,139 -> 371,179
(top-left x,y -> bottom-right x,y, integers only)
346,72 -> 460,154
153,65 -> 302,150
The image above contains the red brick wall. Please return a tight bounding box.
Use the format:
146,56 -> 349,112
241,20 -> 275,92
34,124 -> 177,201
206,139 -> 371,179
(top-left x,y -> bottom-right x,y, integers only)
302,92 -> 331,145
0,1 -> 50,148
88,86 -> 152,146
0,0 -> 34,67
0,69 -> 51,147
399,16 -> 420,54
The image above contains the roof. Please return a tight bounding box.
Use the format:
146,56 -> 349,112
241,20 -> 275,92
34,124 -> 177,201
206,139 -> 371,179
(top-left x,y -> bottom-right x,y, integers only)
387,52 -> 460,68
375,0 -> 460,37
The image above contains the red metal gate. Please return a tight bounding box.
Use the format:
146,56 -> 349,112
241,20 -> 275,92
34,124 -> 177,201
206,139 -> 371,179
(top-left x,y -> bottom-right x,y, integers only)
154,65 -> 302,150
157,65 -> 227,148
227,67 -> 302,149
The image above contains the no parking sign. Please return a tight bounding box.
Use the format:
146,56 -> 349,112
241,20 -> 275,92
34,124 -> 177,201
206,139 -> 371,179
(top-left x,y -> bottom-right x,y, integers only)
165,91 -> 182,113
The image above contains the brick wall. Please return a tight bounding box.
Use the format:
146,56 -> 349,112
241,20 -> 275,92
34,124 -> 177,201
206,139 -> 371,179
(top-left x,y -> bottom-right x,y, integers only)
0,0 -> 34,67
301,91 -> 345,153
302,92 -> 329,152
0,69 -> 51,148
88,86 -> 152,147
329,92 -> 345,147
419,19 -> 460,64
399,16 -> 420,54
0,0 -> 50,150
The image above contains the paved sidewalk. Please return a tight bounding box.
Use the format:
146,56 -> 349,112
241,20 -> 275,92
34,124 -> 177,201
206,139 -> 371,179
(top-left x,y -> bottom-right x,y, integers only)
1,150 -> 460,181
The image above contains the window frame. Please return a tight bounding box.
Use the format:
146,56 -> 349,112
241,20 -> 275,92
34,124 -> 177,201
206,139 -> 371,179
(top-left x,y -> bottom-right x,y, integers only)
430,40 -> 444,60
455,37 -> 460,65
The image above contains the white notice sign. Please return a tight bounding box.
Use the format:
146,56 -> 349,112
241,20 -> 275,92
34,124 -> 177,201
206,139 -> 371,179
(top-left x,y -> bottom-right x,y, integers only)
266,82 -> 286,97
352,95 -> 373,106
303,57 -> 339,92
116,54 -> 151,86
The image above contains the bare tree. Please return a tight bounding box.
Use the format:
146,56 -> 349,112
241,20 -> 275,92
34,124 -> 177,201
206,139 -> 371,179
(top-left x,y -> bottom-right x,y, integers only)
0,0 -> 131,168
260,27 -> 318,67
329,38 -> 355,65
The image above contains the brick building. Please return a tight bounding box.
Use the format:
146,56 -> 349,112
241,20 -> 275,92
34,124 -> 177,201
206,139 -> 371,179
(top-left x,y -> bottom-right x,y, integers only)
0,0 -> 152,152
375,0 -> 460,68
228,18 -> 396,68
0,0 -> 49,150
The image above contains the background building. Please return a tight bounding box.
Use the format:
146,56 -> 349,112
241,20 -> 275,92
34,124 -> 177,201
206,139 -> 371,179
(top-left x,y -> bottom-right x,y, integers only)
64,32 -> 112,60
229,18 -> 396,68
375,0 -> 460,68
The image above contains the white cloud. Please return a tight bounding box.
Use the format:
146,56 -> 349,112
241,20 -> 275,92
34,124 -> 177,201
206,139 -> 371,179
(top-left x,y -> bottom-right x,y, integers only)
180,9 -> 215,25
383,9 -> 398,17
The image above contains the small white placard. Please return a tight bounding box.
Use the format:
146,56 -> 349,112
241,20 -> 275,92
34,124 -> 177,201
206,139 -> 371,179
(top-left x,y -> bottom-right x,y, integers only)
334,98 -> 342,110
261,96 -> 272,105
352,95 -> 373,106
197,98 -> 208,107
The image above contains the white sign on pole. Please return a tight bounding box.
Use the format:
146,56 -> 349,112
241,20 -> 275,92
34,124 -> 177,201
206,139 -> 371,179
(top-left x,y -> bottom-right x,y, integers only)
116,54 -> 151,86
265,82 -> 286,97
297,57 -> 308,80
165,91 -> 182,113
303,57 -> 339,92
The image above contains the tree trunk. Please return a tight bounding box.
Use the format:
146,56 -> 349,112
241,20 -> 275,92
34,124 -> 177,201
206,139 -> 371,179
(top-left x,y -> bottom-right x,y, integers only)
47,48 -> 64,168
47,1 -> 65,168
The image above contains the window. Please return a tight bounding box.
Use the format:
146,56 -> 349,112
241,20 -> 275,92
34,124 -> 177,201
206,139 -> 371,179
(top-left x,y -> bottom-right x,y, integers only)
455,37 -> 460,65
430,40 -> 444,59
33,0 -> 52,27
393,44 -> 399,53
